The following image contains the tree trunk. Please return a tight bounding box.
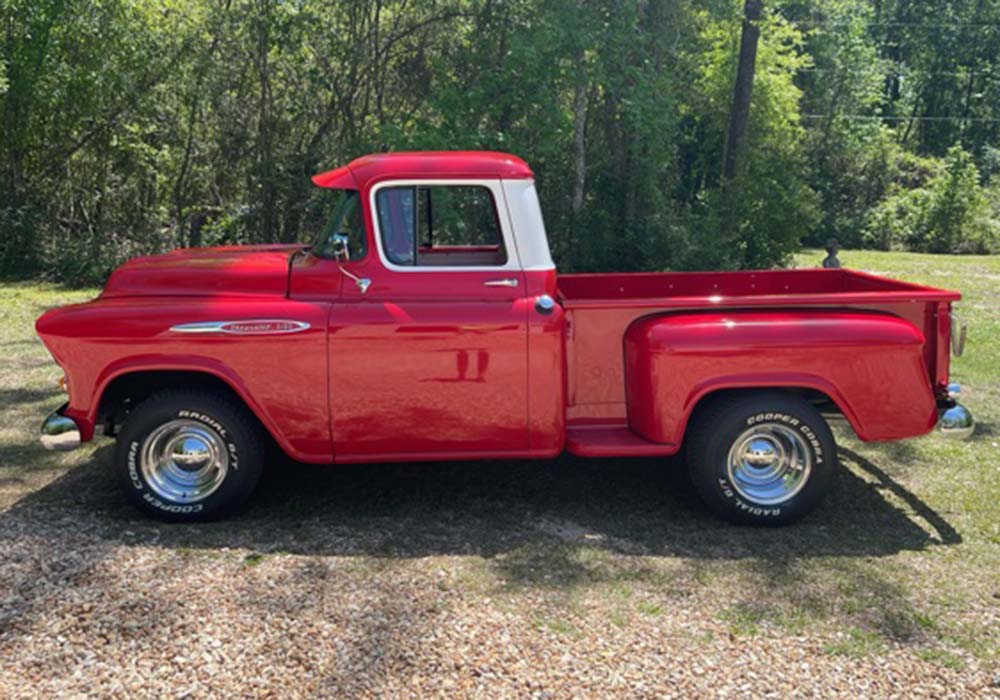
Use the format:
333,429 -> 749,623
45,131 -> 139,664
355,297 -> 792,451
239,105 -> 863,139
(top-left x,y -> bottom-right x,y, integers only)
570,52 -> 587,215
720,0 -> 762,264
722,0 -> 762,188
254,1 -> 277,243
960,0 -> 986,145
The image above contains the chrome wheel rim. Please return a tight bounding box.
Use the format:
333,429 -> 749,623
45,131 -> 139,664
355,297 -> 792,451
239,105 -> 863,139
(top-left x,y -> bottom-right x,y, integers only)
141,419 -> 229,503
725,423 -> 812,505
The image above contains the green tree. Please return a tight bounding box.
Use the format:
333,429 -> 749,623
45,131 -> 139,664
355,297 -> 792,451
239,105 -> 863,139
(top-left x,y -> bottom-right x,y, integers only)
2,0 -> 998,285
865,144 -> 998,253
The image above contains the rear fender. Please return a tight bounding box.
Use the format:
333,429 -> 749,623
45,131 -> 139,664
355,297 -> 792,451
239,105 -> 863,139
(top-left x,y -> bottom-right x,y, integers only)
624,310 -> 937,445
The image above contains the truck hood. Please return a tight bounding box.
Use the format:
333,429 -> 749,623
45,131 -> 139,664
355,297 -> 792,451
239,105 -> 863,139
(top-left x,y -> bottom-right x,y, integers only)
101,244 -> 307,298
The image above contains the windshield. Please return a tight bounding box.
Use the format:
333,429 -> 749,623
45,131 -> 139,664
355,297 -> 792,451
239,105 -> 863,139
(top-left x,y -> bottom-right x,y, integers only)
310,189 -> 367,261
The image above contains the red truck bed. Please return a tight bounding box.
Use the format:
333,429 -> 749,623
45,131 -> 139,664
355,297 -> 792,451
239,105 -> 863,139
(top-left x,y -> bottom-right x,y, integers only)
557,267 -> 958,307
558,268 -> 960,452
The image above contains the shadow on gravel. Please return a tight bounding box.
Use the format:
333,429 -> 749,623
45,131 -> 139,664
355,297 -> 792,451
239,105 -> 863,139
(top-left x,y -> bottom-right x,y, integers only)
0,440 -> 967,658
0,440 -> 961,563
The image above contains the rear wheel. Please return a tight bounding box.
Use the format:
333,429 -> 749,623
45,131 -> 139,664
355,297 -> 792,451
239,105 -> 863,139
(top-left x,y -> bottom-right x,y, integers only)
685,392 -> 837,526
114,389 -> 265,522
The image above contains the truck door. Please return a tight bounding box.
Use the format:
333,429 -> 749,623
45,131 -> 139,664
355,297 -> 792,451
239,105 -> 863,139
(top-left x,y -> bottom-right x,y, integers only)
329,179 -> 530,461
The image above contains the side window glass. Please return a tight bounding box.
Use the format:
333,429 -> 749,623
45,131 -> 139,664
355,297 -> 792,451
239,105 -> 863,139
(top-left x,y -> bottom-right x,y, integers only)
376,187 -> 416,265
312,190 -> 367,261
376,185 -> 508,267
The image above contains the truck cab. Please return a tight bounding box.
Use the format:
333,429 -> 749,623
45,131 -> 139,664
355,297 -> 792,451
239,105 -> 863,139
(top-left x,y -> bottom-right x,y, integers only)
37,151 -> 973,525
295,152 -> 564,461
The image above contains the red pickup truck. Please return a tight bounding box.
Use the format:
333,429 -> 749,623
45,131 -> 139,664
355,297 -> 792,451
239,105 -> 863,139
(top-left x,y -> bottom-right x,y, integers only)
37,151 -> 973,525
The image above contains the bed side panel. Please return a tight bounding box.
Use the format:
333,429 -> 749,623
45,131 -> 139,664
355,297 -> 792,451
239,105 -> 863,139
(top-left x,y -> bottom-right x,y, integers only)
624,310 -> 937,445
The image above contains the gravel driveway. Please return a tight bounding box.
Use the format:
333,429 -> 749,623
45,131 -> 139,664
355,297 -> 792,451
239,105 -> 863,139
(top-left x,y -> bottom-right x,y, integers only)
0,448 -> 996,699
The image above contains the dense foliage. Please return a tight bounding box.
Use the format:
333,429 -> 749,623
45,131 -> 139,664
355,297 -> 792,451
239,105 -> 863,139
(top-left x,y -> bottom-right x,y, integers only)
1,0 -> 999,284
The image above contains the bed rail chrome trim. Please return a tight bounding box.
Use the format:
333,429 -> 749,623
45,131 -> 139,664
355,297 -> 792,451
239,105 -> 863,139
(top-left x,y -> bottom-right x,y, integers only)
170,320 -> 311,335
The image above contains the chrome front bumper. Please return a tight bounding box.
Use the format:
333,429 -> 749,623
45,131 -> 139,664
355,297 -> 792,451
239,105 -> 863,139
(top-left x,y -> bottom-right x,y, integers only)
40,403 -> 82,451
937,384 -> 975,440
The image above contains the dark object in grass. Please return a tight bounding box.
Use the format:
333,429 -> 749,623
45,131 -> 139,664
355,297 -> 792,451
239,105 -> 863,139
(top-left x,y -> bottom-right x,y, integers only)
823,238 -> 841,269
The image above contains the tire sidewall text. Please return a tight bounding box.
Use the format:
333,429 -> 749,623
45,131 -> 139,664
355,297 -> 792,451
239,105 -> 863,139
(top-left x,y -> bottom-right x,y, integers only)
126,408 -> 238,515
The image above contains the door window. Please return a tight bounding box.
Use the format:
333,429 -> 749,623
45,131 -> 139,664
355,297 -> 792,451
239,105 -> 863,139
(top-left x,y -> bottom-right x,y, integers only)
375,185 -> 507,267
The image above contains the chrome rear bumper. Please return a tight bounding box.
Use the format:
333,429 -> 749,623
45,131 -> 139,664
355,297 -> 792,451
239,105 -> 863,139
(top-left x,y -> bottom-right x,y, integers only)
40,403 -> 82,451
937,384 -> 974,440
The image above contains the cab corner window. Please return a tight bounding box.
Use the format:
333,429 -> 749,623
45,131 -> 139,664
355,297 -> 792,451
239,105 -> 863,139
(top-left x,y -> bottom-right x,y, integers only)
375,185 -> 508,267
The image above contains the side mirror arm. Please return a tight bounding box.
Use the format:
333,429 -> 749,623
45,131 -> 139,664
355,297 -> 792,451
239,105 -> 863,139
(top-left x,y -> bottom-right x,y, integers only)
332,233 -> 371,294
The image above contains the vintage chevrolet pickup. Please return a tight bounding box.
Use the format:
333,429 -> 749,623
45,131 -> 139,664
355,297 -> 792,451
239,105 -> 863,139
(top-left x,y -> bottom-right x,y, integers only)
36,151 -> 974,524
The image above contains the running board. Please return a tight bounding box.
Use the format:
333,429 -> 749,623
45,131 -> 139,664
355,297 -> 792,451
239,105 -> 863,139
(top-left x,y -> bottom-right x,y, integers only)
566,425 -> 677,458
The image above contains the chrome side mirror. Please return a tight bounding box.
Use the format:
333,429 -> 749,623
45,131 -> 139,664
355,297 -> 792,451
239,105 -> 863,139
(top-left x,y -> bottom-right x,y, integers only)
331,233 -> 371,294
332,233 -> 351,261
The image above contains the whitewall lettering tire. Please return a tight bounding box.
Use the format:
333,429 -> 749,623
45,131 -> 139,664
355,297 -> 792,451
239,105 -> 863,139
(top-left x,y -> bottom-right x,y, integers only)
685,393 -> 837,526
115,389 -> 265,522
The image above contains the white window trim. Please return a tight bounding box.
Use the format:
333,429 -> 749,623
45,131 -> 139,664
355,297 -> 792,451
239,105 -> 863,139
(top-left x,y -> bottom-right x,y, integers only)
500,179 -> 555,272
368,179 -> 524,272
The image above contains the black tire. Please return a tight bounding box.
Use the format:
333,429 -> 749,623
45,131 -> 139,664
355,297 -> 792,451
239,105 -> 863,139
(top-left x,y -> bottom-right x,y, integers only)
114,389 -> 265,522
685,392 -> 837,526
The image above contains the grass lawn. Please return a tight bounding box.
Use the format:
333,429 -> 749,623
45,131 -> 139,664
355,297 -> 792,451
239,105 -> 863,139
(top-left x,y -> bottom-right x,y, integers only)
0,249 -> 996,697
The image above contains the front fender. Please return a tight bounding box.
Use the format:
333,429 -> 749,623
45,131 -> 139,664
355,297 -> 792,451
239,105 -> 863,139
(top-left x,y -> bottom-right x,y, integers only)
89,356 -> 294,452
36,296 -> 333,463
624,310 -> 937,446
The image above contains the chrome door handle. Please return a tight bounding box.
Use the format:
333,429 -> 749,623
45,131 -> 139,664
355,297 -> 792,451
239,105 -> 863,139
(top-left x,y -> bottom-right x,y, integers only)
483,278 -> 519,288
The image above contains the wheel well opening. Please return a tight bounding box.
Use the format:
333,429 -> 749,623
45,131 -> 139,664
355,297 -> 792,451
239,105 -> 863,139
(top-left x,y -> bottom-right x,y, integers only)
98,371 -> 251,437
686,387 -> 852,436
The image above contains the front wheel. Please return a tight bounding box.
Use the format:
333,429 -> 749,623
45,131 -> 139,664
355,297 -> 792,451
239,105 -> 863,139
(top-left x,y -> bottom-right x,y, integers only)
685,393 -> 837,526
114,389 -> 265,522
